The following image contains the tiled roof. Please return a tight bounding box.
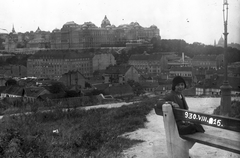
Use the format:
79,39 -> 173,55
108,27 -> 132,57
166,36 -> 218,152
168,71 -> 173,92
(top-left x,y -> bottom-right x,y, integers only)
0,69 -> 10,74
62,70 -> 85,78
129,54 -> 163,61
140,82 -> 159,88
158,79 -> 172,85
205,69 -> 224,75
2,86 -> 23,96
192,55 -> 217,61
24,87 -> 49,98
105,65 -> 131,74
170,67 -> 192,71
29,50 -> 93,60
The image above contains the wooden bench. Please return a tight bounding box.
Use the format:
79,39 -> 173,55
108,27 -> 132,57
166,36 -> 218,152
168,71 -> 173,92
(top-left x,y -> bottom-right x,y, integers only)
158,103 -> 240,158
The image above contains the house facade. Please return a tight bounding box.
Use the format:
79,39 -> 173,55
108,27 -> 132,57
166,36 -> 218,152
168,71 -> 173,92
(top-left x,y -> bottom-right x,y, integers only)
92,53 -> 116,72
140,81 -> 159,92
128,53 -> 168,74
27,50 -> 93,80
155,79 -> 172,95
23,87 -> 51,102
192,55 -> 218,69
59,70 -> 86,89
194,76 -> 240,96
1,86 -> 50,102
169,66 -> 193,87
0,65 -> 27,78
169,66 -> 192,78
104,65 -> 140,83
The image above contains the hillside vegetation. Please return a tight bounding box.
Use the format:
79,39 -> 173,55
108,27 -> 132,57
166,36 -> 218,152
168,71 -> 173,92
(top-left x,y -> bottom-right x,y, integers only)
0,98 -> 157,158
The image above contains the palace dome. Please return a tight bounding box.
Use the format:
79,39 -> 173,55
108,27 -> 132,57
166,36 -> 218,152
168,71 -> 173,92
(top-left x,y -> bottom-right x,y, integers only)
101,15 -> 111,28
217,36 -> 224,47
35,27 -> 41,33
52,28 -> 60,32
63,21 -> 78,28
150,25 -> 157,29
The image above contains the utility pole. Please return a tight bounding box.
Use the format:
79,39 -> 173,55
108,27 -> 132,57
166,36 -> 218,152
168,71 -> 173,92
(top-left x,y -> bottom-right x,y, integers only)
220,0 -> 232,115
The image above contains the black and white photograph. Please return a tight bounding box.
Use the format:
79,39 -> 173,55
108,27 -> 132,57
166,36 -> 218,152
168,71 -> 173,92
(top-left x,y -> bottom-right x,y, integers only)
0,0 -> 239,157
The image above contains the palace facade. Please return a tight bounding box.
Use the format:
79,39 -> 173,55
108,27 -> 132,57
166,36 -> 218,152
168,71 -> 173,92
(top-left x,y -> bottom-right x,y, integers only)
50,15 -> 160,49
3,16 -> 160,51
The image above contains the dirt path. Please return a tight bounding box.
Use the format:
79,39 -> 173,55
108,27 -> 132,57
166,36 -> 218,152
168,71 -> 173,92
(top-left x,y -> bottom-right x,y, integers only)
122,97 -> 240,158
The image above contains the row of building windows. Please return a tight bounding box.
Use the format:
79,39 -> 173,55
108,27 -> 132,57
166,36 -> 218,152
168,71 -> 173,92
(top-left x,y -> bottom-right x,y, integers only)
170,73 -> 192,77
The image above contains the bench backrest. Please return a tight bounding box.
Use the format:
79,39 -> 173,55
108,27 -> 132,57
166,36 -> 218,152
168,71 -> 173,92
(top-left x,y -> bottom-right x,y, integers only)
161,104 -> 240,157
173,108 -> 240,132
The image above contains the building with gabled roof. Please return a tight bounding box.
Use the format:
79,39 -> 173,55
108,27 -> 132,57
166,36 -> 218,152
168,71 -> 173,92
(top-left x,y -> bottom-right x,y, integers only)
104,65 -> 140,83
169,66 -> 193,86
155,79 -> 172,95
92,53 -> 116,71
59,70 -> 86,90
23,86 -> 51,102
0,85 -> 51,102
140,81 -> 159,92
1,86 -> 23,98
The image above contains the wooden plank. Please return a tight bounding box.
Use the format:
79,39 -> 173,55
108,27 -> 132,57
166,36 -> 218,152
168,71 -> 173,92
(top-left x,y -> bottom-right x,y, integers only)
181,133 -> 240,154
173,108 -> 240,132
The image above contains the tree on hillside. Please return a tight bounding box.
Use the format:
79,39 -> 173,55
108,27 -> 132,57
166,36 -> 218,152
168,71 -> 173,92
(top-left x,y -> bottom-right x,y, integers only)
226,47 -> 240,63
17,55 -> 31,66
49,81 -> 66,94
6,56 -> 18,65
151,37 -> 161,51
128,80 -> 144,96
114,50 -> 130,65
65,90 -> 81,98
0,58 -> 6,66
5,78 -> 17,86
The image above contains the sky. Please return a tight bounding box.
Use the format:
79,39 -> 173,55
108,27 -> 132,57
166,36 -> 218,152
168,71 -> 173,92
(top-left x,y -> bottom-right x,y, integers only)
0,0 -> 239,45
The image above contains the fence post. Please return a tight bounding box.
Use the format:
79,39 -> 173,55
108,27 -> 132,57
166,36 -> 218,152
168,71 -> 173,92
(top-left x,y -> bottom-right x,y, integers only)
162,104 -> 195,158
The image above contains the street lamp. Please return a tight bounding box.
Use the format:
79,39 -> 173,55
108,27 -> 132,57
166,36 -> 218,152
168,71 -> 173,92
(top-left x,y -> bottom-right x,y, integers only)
220,0 -> 232,115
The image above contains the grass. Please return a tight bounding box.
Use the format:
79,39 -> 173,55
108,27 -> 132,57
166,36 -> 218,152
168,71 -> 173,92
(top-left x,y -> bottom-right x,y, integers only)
0,97 -> 157,158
